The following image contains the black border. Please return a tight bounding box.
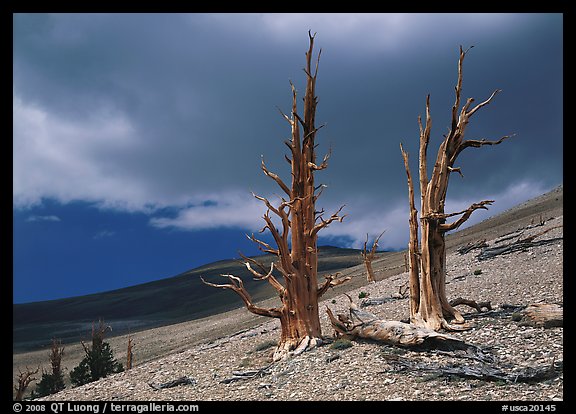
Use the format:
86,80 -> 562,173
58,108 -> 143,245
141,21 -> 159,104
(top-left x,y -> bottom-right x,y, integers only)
7,2 -> 570,407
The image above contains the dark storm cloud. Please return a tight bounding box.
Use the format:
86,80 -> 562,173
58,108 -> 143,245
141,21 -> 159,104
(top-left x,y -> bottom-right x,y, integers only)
13,13 -> 563,247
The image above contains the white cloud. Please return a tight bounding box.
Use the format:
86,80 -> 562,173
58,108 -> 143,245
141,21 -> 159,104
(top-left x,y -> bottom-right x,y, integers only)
318,179 -> 553,250
146,178 -> 554,249
149,191 -> 268,232
443,179 -> 553,231
318,200 -> 410,250
25,215 -> 61,223
13,94 -> 148,209
248,13 -> 525,53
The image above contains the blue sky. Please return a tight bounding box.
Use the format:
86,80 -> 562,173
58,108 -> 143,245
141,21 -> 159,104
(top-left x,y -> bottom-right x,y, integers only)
13,13 -> 563,303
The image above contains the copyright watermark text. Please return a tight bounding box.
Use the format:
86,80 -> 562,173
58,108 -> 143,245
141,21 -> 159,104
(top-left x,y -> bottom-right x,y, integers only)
12,403 -> 199,414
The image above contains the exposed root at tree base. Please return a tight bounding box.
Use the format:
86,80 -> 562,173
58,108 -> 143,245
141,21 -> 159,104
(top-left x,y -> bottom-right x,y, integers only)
272,336 -> 323,362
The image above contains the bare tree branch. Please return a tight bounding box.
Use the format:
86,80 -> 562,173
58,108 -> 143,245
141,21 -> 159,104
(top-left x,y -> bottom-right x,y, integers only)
466,89 -> 501,118
447,166 -> 464,178
246,233 -> 279,256
245,262 -> 286,296
317,272 -> 351,298
260,157 -> 291,197
454,134 -> 515,162
200,274 -> 282,318
307,146 -> 331,171
310,205 -> 346,236
438,200 -> 494,232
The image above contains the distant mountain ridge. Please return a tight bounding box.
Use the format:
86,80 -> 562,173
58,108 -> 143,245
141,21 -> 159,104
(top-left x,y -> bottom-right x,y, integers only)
13,245 -> 365,352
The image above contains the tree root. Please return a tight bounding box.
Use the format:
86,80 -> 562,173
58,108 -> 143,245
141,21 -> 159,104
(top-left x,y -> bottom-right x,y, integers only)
450,297 -> 492,313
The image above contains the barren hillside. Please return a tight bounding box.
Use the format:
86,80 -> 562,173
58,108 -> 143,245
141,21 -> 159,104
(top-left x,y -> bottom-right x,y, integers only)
15,185 -> 563,401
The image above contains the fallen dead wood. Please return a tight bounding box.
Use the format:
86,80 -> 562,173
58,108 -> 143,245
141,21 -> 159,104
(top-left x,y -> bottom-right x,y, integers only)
493,216 -> 553,245
380,353 -> 562,384
477,225 -> 563,261
494,230 -> 525,245
360,297 -> 397,307
457,239 -> 488,255
512,303 -> 563,328
149,376 -> 196,390
360,283 -> 409,307
360,295 -> 405,308
326,301 -> 487,359
219,364 -> 273,384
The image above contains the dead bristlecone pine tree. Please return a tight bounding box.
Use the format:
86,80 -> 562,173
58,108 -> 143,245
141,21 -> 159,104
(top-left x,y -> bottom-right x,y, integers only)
361,231 -> 385,283
202,32 -> 348,361
126,335 -> 134,370
400,46 -> 513,331
14,366 -> 39,401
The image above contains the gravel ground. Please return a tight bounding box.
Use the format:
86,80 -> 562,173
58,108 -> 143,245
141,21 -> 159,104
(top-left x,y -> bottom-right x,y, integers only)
38,215 -> 563,402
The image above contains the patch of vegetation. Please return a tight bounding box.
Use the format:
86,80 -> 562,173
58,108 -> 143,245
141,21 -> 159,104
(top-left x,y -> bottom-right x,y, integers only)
358,291 -> 369,299
473,269 -> 483,275
381,345 -> 408,356
35,369 -> 65,398
330,338 -> 353,350
238,357 -> 253,368
70,321 -> 123,387
254,340 -> 277,352
34,339 -> 65,398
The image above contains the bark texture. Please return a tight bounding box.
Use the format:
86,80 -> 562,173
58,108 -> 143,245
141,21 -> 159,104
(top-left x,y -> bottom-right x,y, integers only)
512,303 -> 563,328
400,46 -> 512,331
326,301 -> 480,353
126,336 -> 134,370
202,32 -> 347,361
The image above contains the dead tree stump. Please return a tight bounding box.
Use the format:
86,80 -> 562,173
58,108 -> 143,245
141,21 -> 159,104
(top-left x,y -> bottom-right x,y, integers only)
512,303 -> 563,328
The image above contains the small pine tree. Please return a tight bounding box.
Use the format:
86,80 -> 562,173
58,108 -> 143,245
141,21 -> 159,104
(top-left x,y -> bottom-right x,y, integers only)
69,359 -> 91,387
36,369 -> 65,397
35,339 -> 65,397
70,320 -> 123,387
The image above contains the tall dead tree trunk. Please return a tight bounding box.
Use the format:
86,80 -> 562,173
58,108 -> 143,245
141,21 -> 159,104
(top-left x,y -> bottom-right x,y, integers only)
361,231 -> 385,283
126,335 -> 134,370
202,32 -> 348,361
400,46 -> 513,331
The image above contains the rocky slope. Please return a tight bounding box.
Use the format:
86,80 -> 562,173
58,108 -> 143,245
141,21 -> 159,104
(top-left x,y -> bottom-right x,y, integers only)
38,211 -> 563,401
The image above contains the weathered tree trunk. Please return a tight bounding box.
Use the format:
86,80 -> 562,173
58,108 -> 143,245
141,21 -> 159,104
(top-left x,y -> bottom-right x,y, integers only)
512,303 -> 563,328
202,32 -> 348,361
326,301 -> 480,353
361,231 -> 385,283
400,46 -> 512,331
126,335 -> 134,370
